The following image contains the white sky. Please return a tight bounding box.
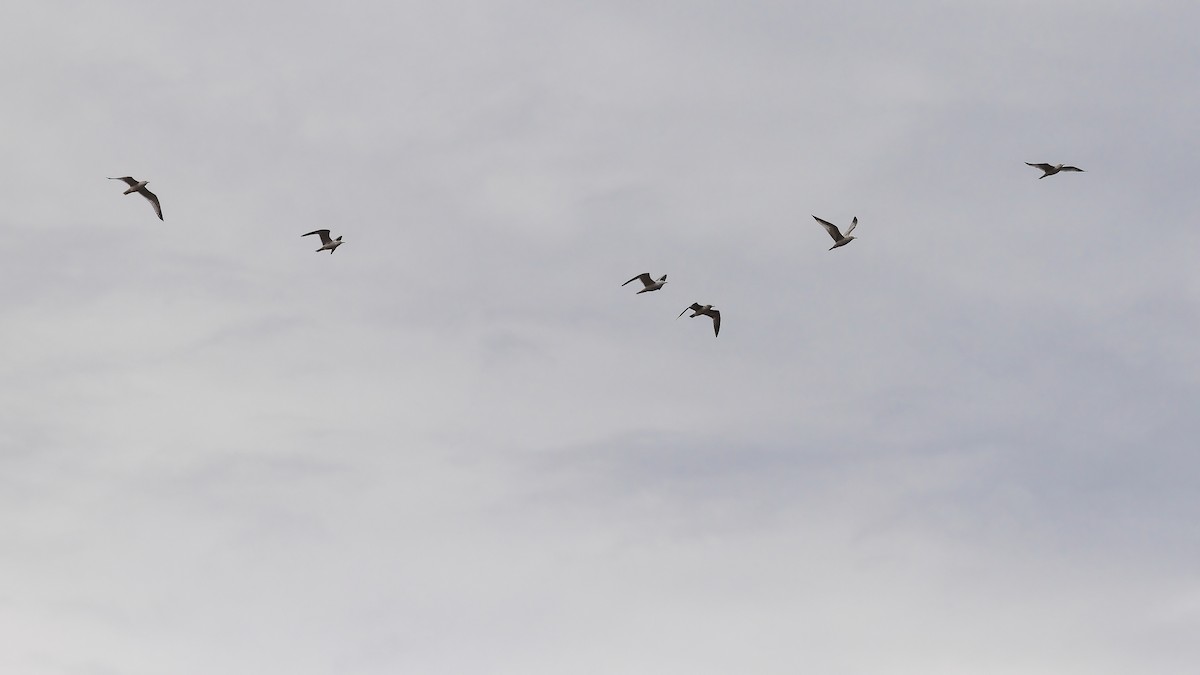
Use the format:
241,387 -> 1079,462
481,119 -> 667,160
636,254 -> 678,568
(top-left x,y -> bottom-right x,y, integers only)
2,1 -> 1199,673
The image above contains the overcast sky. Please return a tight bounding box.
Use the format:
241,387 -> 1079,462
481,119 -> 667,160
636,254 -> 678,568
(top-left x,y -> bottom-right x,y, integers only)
2,1 -> 1199,673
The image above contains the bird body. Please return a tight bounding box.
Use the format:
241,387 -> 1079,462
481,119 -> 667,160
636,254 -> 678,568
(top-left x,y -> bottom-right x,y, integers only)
302,229 -> 344,253
1026,162 -> 1084,178
813,215 -> 857,250
108,176 -> 163,220
622,272 -> 668,294
679,303 -> 721,337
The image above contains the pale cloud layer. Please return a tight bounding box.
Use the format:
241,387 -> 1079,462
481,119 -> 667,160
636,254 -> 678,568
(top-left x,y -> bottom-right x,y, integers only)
2,1 -> 1198,674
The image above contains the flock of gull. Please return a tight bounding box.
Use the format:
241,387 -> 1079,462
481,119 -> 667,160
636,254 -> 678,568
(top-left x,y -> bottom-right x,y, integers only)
614,161 -> 1081,336
108,161 -> 1084,338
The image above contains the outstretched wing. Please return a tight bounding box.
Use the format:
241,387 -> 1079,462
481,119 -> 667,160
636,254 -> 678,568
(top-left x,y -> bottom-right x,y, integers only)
107,176 -> 139,187
812,215 -> 844,242
844,216 -> 858,236
302,229 -> 333,245
1060,165 -> 1084,172
1026,162 -> 1054,172
138,188 -> 163,220
708,309 -> 721,337
678,302 -> 702,318
623,272 -> 653,287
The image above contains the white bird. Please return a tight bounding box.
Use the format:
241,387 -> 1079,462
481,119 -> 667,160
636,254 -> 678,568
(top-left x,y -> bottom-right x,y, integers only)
622,272 -> 668,294
302,229 -> 344,254
678,303 -> 721,337
107,176 -> 163,220
1026,162 -> 1084,179
813,215 -> 857,250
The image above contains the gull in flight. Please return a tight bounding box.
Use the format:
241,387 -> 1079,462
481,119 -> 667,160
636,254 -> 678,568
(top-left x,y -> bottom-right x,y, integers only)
813,215 -> 857,250
622,272 -> 668,294
302,229 -> 344,254
678,303 -> 721,337
107,176 -> 163,221
1026,162 -> 1084,179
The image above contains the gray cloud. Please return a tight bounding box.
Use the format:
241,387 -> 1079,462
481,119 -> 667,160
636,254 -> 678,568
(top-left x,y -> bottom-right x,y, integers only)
1,1 -> 1198,673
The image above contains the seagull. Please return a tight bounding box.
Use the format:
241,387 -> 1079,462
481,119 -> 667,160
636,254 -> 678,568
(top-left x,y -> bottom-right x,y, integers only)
107,176 -> 163,220
1026,162 -> 1084,179
813,215 -> 857,250
678,303 -> 721,337
622,272 -> 668,294
302,229 -> 344,254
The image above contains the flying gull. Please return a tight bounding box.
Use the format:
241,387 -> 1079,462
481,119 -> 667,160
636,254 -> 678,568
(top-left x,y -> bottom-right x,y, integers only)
813,215 -> 857,250
302,229 -> 345,254
678,303 -> 721,337
107,176 -> 163,221
622,272 -> 668,294
1026,162 -> 1084,179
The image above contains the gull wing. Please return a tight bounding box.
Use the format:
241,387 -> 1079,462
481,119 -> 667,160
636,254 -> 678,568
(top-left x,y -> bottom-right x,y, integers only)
844,216 -> 858,236
812,215 -> 844,242
303,229 -> 333,245
137,187 -> 163,220
679,302 -> 702,318
707,309 -> 721,337
1026,162 -> 1054,172
107,176 -> 139,187
623,272 -> 653,287
1060,165 -> 1084,172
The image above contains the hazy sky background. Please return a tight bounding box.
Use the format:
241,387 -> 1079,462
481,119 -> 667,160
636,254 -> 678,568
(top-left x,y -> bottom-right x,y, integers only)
2,1 -> 1199,673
